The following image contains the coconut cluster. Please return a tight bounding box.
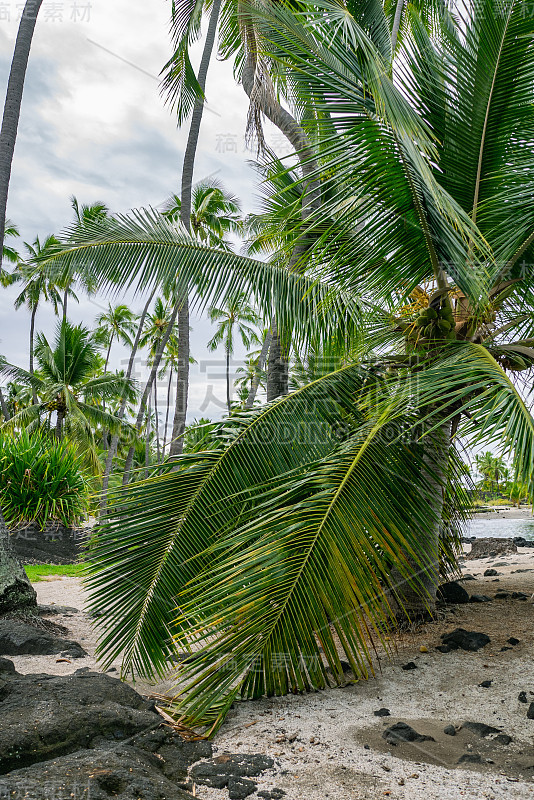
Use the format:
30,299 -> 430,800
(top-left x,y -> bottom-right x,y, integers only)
413,304 -> 455,342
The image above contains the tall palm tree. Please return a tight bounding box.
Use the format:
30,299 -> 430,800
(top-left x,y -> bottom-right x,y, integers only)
61,197 -> 108,321
12,236 -> 63,403
53,0 -> 534,734
1,321 -> 136,473
207,293 -> 260,413
0,0 -> 44,273
121,298 -> 178,483
95,303 -> 137,373
159,0 -> 225,465
163,178 -> 243,450
99,290 -> 155,513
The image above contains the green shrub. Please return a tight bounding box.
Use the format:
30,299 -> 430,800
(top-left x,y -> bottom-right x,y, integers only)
0,431 -> 89,529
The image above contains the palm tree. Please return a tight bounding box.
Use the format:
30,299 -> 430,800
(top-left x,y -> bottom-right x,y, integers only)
12,236 -> 63,403
158,0 -> 225,466
60,197 -> 108,321
140,297 -> 175,462
234,350 -> 266,408
120,298 -> 179,482
95,303 -> 137,373
207,293 -> 260,413
57,0 -> 534,733
475,452 -> 509,495
0,0 -> 44,273
164,180 -> 242,247
163,178 -> 243,452
0,321 -> 136,473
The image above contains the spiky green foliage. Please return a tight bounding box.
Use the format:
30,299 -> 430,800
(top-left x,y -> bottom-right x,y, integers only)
0,430 -> 89,528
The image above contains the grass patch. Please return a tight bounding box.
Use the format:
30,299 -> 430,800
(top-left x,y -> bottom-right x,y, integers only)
24,563 -> 85,582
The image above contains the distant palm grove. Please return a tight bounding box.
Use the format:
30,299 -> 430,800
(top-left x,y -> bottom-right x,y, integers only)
0,0 -> 533,734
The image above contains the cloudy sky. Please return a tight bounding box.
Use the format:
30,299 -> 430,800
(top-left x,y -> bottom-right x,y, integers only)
0,0 -> 282,422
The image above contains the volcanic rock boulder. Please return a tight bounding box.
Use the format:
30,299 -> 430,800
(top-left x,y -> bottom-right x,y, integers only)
440,629 -> 490,652
0,619 -> 86,658
467,538 -> 517,560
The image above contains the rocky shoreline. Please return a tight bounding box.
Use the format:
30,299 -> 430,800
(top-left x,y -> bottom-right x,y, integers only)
0,539 -> 532,800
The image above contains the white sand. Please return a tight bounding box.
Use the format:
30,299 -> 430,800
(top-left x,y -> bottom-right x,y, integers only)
11,547 -> 534,800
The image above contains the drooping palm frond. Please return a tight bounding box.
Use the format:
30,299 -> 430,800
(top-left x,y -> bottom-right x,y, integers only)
164,411 -> 445,733
38,208 -> 360,351
85,364 -> 378,679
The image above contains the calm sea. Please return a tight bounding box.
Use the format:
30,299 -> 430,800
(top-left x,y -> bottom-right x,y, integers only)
468,515 -> 534,541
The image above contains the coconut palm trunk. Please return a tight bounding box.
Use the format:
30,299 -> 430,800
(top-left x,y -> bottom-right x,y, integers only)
122,303 -> 180,484
169,0 -> 221,458
0,0 -> 44,268
162,366 -> 173,456
389,421 -> 451,617
29,305 -> 37,404
241,57 -> 321,403
0,388 -> 9,421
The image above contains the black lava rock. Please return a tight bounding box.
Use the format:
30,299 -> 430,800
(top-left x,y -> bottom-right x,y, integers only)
437,581 -> 470,604
494,734 -> 512,745
443,725 -> 456,736
258,791 -> 286,800
190,754 -> 275,790
462,721 -> 501,738
507,637 -> 520,646
484,569 -> 499,577
527,703 -> 534,720
228,777 -> 258,799
374,708 -> 391,717
500,646 -> 512,651
0,620 -> 86,658
479,680 -> 492,688
382,722 -> 435,746
441,629 -> 490,652
511,592 -> 528,600
0,657 -> 16,673
401,662 -> 417,671
518,691 -> 528,703
469,595 -> 492,603
513,537 -> 534,547
435,645 -> 451,653
457,753 -> 482,764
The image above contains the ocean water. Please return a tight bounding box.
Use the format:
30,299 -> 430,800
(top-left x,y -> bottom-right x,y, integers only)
467,515 -> 534,541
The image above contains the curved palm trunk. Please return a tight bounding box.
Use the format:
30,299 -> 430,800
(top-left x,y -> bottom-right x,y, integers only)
162,366 -> 173,456
169,0 -> 222,458
29,304 -> 37,405
62,285 -> 69,323
391,0 -> 404,52
153,379 -> 161,462
99,290 -> 154,515
0,0 -> 44,269
0,387 -> 9,421
245,330 -> 271,409
241,58 -> 322,404
145,394 -> 152,479
123,303 -> 180,484
226,346 -> 231,413
389,422 -> 450,618
101,333 -> 114,451
55,409 -> 64,440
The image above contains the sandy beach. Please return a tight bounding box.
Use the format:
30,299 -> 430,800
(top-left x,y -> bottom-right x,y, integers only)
7,542 -> 533,800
